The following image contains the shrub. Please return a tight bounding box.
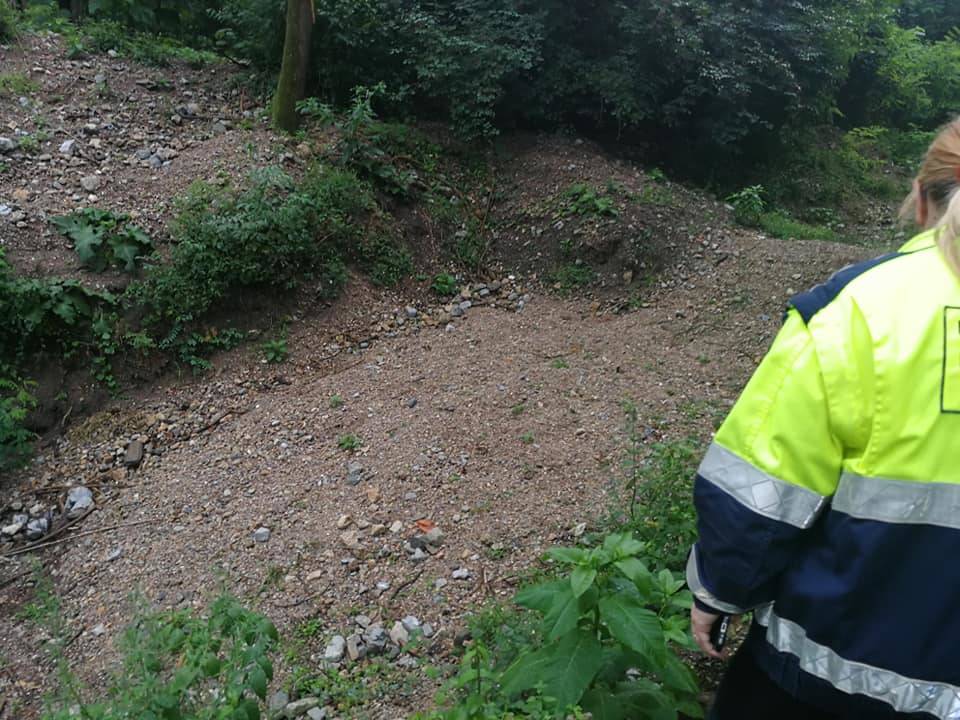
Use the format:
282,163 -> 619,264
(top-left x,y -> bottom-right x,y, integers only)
431,272 -> 459,296
726,185 -> 766,227
0,373 -> 36,472
0,1 -> 18,42
51,208 -> 154,273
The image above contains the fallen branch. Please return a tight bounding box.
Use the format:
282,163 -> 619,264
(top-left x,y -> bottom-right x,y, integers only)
387,568 -> 424,603
2,518 -> 156,558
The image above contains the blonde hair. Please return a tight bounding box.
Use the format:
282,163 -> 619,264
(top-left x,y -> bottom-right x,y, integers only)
900,118 -> 960,276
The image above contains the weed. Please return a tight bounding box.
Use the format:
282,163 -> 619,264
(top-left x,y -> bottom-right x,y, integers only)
431,272 -> 459,297
262,337 -> 289,364
51,208 -> 154,273
0,72 -> 38,97
551,357 -> 569,369
329,394 -> 345,409
547,263 -> 595,293
0,374 -> 36,471
520,431 -> 535,445
510,403 -> 526,416
727,185 -> 766,226
563,183 -> 620,217
758,211 -> 840,242
16,134 -> 39,153
338,433 -> 362,451
648,167 -> 667,184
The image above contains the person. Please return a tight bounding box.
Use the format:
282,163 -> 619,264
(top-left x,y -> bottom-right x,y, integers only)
686,118 -> 960,720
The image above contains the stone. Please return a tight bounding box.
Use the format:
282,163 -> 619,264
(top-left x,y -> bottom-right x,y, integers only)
369,524 -> 386,537
459,300 -> 472,311
91,624 -> 106,637
396,655 -> 419,669
409,548 -> 427,562
253,527 -> 271,543
405,306 -> 418,318
346,463 -> 364,486
401,616 -> 421,633
306,708 -> 327,720
0,137 -> 16,152
65,486 -> 95,517
107,548 -> 122,562
148,154 -> 163,169
2,522 -> 23,536
211,120 -> 228,135
423,527 -> 443,546
268,690 -> 289,714
59,139 -> 76,156
450,305 -> 464,318
155,146 -> 178,161
284,697 -> 320,718
434,578 -> 448,590
323,635 -> 346,662
12,187 -> 31,203
422,623 -> 435,637
134,148 -> 152,160
336,514 -> 353,529
452,567 -> 471,580
340,530 -> 361,552
124,440 -> 144,467
346,633 -> 364,661
389,521 -> 403,533
26,517 -> 49,540
389,620 -> 409,646
406,397 -> 418,408
306,570 -> 324,582
80,175 -> 101,192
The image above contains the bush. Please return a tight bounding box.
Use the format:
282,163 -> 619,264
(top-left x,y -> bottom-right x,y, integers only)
0,373 -> 36,472
0,1 -> 18,42
422,534 -> 701,719
726,186 -> 766,227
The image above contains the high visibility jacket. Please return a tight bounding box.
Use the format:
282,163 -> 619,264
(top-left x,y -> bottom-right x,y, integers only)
687,229 -> 960,718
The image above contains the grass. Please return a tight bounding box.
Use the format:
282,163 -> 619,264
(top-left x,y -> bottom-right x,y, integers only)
329,394 -> 345,409
0,72 -> 39,97
338,433 -> 362,451
520,431 -> 535,445
547,263 -> 595,293
758,211 -> 841,242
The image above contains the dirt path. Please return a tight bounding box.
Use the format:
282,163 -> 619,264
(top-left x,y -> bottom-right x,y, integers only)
0,223 -> 867,717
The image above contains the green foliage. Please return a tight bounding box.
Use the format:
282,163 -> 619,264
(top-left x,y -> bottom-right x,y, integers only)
0,72 -> 37,97
329,394 -> 344,409
0,373 -> 37,472
338,433 -> 362,451
431,273 -> 459,297
726,186 -> 766,227
261,337 -> 288,364
563,184 -> 619,218
39,594 -> 280,720
0,0 -> 18,42
547,264 -> 595,294
758,212 -> 840,243
423,534 -> 700,719
51,208 -> 154,273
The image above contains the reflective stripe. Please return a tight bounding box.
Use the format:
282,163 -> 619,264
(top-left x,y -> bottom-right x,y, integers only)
755,607 -> 960,719
685,546 -> 747,615
834,472 -> 960,530
698,443 -> 827,528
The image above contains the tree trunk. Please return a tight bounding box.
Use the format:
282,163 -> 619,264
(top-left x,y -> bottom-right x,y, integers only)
272,0 -> 314,132
69,0 -> 85,23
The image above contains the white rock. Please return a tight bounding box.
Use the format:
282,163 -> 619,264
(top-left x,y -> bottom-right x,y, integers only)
59,139 -> 76,155
323,635 -> 346,662
253,527 -> 271,543
452,567 -> 471,580
389,621 -> 409,646
80,175 -> 101,192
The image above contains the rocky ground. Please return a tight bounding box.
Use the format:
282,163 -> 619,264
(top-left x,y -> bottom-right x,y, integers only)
0,32 -> 885,720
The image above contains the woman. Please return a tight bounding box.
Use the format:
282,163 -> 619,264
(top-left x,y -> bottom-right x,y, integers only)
687,119 -> 960,719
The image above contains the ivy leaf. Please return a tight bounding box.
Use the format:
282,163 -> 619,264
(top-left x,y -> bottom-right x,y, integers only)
500,628 -> 603,710
570,566 -> 597,598
599,593 -> 665,663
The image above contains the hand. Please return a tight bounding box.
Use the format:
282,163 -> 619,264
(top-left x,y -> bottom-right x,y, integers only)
691,605 -> 732,659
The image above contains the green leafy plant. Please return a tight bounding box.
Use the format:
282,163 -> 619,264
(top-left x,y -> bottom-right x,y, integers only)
50,208 -> 154,273
262,337 -> 289,364
0,72 -> 38,97
547,264 -> 595,294
38,594 -> 279,720
726,185 -> 766,227
329,394 -> 345,409
431,272 -> 459,297
338,433 -> 362,451
425,534 -> 701,719
563,183 -> 620,218
0,0 -> 18,41
0,373 -> 37,471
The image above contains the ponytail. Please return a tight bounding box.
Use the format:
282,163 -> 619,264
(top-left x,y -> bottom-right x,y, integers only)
937,189 -> 960,278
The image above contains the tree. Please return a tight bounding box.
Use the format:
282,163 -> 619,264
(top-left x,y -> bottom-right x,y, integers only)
272,0 -> 314,132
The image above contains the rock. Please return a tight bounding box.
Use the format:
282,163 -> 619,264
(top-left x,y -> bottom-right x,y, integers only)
355,614 -> 371,628
1,522 -> 23,536
155,146 -> 178,161
306,569 -> 324,582
211,120 -> 228,135
423,623 -> 435,637
346,633 -> 364,661
26,517 -> 49,540
306,708 -> 327,720
459,300 -> 472,311
396,655 -> 419,669
323,635 -> 346,662
28,503 -> 44,517
363,624 -> 387,653
59,139 -> 76,156
406,397 -> 418,408
134,148 -> 152,160
346,463 -> 364,485
409,547 -> 427,562
389,621 -> 409,646
124,440 -> 144,468
405,306 -> 418,318
423,527 -> 443,547
91,623 -> 106,637
80,175 -> 101,192
65,486 -> 95,517
452,567 -> 471,580
253,527 -> 271,543
336,514 -> 352,530
268,690 -> 289,714
284,697 -> 320,718
148,154 -> 163,169
12,188 -> 31,203
0,137 -> 17,152
401,616 -> 421,633
107,548 -> 122,562
389,520 -> 403,533
434,578 -> 448,590
340,530 -> 361,551
369,524 -> 386,537
450,305 -> 464,318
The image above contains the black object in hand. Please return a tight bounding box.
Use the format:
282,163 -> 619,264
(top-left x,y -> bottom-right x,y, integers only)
710,615 -> 730,651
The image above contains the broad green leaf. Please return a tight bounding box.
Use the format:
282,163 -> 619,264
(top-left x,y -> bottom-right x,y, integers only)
547,546 -> 587,565
614,678 -> 677,719
500,628 -> 603,710
515,579 -> 568,613
247,665 -> 267,699
542,584 -> 579,639
593,646 -> 645,686
109,239 -> 141,272
581,686 -> 628,720
604,532 -> 646,558
570,566 -> 597,598
256,654 -> 274,681
658,651 -> 699,694
615,557 -> 654,595
72,225 -> 105,269
599,593 -> 665,662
